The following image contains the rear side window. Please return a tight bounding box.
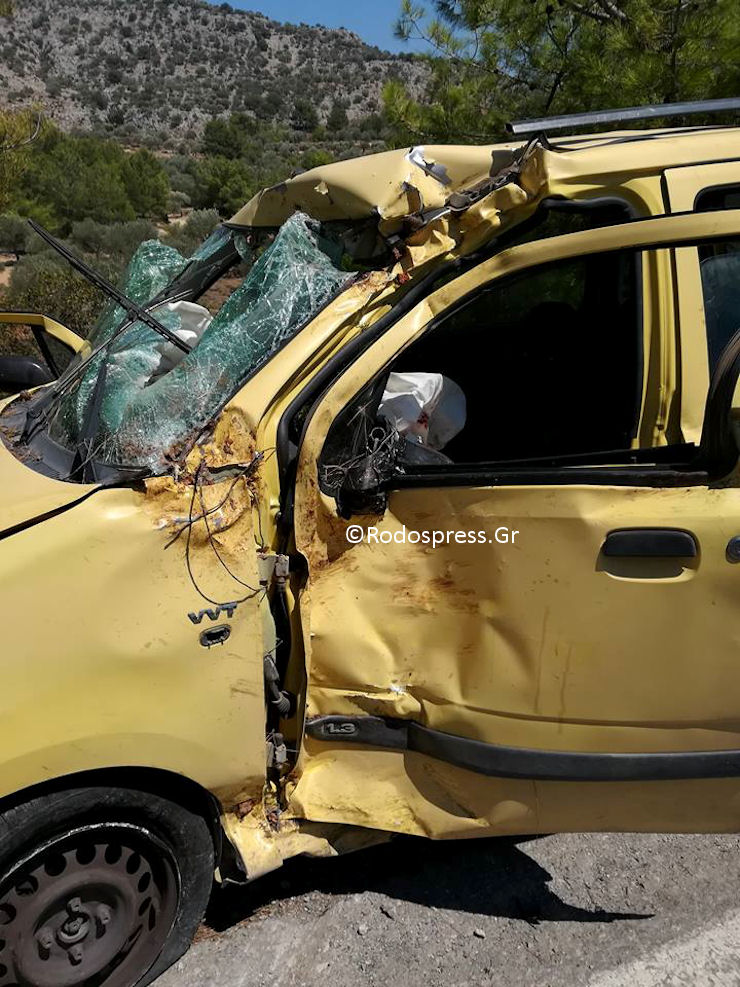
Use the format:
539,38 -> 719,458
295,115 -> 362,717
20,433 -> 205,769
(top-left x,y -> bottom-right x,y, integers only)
695,185 -> 740,212
698,235 -> 740,371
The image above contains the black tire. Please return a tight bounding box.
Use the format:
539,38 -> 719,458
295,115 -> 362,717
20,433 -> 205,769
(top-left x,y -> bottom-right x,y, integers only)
0,784 -> 214,987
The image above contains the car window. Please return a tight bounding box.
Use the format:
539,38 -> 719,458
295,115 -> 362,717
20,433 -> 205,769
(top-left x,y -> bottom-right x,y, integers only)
318,246 -> 648,498
698,236 -> 740,372
36,332 -> 77,378
695,185 -> 740,212
44,216 -> 353,474
384,249 -> 641,464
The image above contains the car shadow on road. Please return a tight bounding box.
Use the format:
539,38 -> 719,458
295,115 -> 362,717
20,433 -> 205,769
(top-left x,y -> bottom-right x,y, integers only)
205,835 -> 652,933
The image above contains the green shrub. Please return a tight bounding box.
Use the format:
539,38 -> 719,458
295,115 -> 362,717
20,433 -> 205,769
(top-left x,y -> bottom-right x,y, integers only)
164,208 -> 220,256
0,213 -> 30,258
5,259 -> 103,338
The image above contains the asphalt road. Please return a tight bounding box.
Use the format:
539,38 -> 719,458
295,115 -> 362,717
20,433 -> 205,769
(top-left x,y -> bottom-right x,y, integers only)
156,832 -> 740,987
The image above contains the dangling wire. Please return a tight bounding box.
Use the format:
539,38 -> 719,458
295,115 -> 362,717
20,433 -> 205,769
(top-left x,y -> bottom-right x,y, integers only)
198,475 -> 262,593
321,405 -> 400,494
176,451 -> 275,607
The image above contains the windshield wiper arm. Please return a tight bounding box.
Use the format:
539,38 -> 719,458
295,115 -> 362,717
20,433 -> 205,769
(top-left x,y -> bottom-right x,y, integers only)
28,220 -> 193,355
19,222 -> 195,445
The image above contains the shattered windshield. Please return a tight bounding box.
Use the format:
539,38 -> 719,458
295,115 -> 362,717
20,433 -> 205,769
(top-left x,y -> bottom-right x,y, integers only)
46,213 -> 353,474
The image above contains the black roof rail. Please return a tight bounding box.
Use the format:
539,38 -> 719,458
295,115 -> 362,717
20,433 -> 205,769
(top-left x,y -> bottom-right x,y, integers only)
507,97 -> 740,137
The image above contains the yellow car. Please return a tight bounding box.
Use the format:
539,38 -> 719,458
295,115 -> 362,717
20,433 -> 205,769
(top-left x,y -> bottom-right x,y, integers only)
0,97 -> 740,986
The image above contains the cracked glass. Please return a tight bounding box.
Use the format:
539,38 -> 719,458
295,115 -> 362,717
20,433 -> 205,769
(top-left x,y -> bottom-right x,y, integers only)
49,213 -> 353,473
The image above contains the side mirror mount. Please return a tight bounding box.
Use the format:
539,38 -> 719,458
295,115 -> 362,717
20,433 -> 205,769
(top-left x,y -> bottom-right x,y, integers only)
0,355 -> 53,393
335,453 -> 392,519
319,383 -> 401,520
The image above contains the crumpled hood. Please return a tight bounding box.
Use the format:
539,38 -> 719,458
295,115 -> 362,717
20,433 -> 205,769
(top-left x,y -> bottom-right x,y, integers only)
0,433 -> 99,539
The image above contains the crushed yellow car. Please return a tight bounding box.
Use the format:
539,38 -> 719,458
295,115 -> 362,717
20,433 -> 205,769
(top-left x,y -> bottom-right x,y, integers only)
0,98 -> 740,985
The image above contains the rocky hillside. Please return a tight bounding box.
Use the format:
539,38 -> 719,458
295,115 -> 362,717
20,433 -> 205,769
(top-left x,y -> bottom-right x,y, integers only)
0,0 -> 427,143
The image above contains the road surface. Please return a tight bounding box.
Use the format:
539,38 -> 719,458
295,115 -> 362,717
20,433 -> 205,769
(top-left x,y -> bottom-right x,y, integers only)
156,831 -> 740,987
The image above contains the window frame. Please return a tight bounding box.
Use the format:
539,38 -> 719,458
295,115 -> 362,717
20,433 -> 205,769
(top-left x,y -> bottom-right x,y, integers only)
276,209 -> 740,533
383,245 -> 646,466
295,213 -> 740,519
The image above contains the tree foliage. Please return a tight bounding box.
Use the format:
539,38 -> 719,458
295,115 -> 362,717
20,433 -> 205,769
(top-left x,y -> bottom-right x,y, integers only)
190,156 -> 254,216
5,262 -> 103,338
291,98 -> 320,133
8,127 -> 170,231
0,109 -> 42,213
163,208 -> 221,256
201,113 -> 259,159
327,101 -> 349,134
301,148 -> 334,170
385,0 -> 740,141
0,213 -> 30,258
122,149 -> 169,218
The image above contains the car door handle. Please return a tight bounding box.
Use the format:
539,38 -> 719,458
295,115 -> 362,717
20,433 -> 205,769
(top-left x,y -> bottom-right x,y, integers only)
602,528 -> 698,558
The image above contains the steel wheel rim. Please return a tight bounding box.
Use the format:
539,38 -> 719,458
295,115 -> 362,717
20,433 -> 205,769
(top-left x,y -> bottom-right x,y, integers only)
0,821 -> 179,987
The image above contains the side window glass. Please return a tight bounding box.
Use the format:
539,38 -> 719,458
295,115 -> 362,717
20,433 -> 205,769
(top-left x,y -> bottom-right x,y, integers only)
319,247 -> 642,490
698,235 -> 740,372
36,332 -> 76,377
385,250 -> 640,464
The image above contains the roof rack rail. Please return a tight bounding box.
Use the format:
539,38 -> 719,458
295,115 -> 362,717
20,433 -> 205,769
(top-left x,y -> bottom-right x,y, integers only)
507,96 -> 740,137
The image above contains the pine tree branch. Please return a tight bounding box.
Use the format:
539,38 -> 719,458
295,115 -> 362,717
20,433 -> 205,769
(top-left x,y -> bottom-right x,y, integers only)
0,113 -> 43,154
594,0 -> 629,23
557,0 -> 627,25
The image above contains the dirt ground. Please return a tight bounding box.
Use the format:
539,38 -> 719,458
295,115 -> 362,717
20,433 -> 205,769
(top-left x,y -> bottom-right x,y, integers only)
156,830 -> 740,987
0,254 -> 15,290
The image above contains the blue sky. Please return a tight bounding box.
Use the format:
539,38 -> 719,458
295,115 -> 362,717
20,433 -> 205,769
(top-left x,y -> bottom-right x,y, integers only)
211,1 -> 429,53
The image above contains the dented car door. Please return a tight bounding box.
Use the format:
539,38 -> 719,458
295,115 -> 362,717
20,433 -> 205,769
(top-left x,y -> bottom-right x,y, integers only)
288,209 -> 740,840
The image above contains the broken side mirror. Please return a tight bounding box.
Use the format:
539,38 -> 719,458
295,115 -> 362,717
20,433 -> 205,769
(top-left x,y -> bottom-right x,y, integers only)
335,452 -> 393,519
332,423 -> 403,520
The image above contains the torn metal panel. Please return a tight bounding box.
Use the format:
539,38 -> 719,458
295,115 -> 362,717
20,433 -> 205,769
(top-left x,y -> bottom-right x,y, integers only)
222,801 -> 390,881
289,747 -> 538,839
405,146 -> 452,186
290,747 -> 740,837
229,143 -> 523,228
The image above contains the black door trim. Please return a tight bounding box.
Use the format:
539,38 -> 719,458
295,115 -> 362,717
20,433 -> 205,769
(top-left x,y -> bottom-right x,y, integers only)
305,715 -> 740,782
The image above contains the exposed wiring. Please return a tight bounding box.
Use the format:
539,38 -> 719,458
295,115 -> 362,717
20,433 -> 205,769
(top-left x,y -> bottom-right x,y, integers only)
198,478 -> 261,592
177,452 -> 275,607
164,448 -> 274,547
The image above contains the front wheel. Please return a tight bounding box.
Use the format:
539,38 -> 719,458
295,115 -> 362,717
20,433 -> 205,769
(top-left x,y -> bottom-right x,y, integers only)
0,785 -> 214,987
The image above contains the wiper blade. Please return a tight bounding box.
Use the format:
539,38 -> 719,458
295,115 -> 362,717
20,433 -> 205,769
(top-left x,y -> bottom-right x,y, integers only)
19,222 -> 194,445
28,220 -> 193,355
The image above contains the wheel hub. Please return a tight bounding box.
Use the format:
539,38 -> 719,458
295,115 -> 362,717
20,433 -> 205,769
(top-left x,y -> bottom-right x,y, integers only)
0,824 -> 178,987
53,897 -> 92,946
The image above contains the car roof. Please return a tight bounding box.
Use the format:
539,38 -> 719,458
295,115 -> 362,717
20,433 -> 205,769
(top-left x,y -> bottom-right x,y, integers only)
543,125 -> 740,180
229,126 -> 740,229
